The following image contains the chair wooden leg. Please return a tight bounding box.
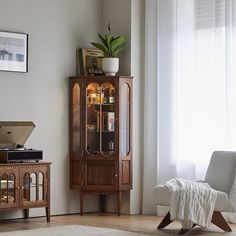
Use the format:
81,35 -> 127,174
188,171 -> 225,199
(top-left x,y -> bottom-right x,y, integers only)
211,211 -> 232,232
157,211 -> 173,229
158,211 -> 232,233
179,228 -> 190,234
179,223 -> 197,234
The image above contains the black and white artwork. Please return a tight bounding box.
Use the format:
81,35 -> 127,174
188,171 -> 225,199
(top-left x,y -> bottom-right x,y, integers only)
0,31 -> 28,72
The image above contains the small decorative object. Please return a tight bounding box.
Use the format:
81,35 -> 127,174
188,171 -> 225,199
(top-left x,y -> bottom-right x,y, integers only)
87,124 -> 96,132
0,31 -> 28,72
91,24 -> 126,76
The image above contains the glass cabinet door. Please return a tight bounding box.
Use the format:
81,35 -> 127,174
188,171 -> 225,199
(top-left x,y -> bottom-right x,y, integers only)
21,170 -> 47,207
0,172 -> 18,207
86,82 -> 115,156
22,172 -> 45,204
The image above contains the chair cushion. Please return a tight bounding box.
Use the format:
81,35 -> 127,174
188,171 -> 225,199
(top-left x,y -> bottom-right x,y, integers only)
153,185 -> 235,212
205,151 -> 236,194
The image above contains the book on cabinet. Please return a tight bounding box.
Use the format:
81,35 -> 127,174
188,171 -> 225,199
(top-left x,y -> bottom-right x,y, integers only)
76,48 -> 104,76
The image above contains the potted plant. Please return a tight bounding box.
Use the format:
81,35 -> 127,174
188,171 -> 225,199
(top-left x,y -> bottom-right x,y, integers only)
91,24 -> 126,76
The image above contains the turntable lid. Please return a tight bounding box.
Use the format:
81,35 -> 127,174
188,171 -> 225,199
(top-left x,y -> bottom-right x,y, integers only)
0,121 -> 35,148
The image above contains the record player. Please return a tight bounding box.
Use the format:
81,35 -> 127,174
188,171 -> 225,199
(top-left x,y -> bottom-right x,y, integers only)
0,121 -> 42,162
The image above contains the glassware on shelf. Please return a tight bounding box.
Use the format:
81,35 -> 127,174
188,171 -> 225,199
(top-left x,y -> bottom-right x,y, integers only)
87,90 -> 97,104
109,89 -> 115,104
108,140 -> 114,154
103,88 -> 109,104
96,88 -> 101,104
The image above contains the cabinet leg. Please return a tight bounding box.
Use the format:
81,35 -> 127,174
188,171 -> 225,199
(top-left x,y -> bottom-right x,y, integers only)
80,191 -> 84,216
117,191 -> 122,216
45,206 -> 50,222
99,194 -> 106,213
24,209 -> 29,219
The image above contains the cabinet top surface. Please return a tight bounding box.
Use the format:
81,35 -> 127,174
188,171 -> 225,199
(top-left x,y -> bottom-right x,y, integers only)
69,75 -> 133,80
0,161 -> 52,166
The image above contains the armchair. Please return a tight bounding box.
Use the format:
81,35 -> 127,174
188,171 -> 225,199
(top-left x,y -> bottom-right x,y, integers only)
153,151 -> 236,233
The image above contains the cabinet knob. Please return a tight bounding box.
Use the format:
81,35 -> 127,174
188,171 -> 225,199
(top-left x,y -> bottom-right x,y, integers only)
17,186 -> 20,190
115,174 -> 118,177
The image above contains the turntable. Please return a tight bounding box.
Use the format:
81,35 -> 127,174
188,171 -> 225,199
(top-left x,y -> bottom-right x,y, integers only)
0,121 -> 42,162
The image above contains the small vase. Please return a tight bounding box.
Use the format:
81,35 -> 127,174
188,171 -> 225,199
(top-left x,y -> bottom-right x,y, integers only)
102,58 -> 119,76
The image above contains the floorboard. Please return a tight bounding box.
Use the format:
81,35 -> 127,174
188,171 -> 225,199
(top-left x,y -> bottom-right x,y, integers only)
0,213 -> 235,235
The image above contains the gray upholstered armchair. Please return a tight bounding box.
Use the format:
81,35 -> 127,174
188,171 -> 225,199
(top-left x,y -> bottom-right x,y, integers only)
153,151 -> 236,233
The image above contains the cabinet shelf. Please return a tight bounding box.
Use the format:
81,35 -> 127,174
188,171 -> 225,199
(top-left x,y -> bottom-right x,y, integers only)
87,103 -> 115,106
87,130 -> 115,133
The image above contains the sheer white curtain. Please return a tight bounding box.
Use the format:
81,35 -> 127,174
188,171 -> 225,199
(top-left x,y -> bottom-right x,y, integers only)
143,0 -> 236,215
175,0 -> 236,180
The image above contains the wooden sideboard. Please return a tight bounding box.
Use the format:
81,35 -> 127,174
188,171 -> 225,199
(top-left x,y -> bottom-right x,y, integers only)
0,162 -> 51,221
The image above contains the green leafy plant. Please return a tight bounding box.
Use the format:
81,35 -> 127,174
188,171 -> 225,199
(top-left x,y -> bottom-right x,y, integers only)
91,24 -> 126,58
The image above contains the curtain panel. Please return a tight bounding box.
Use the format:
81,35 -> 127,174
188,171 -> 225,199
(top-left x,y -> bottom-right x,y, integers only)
143,0 -> 236,219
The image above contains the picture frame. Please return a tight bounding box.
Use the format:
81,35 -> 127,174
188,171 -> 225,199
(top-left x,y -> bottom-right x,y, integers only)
0,31 -> 28,73
77,48 -> 104,76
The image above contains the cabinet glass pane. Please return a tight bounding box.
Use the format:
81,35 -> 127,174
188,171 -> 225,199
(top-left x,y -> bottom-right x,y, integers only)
101,83 -> 115,156
23,173 -> 30,201
0,174 -> 15,204
72,83 -> 80,158
38,172 -> 44,201
120,83 -> 130,157
86,83 -> 101,155
23,172 -> 44,202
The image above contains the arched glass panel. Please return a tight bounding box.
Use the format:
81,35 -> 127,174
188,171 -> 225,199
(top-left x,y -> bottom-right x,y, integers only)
0,173 -> 15,203
72,83 -> 80,158
38,172 -> 44,201
86,83 -> 100,155
23,173 -> 30,201
101,83 -> 115,156
30,173 -> 37,201
120,83 -> 130,157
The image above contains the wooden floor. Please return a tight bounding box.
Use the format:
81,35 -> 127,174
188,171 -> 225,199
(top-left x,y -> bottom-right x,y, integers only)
0,213 -> 235,235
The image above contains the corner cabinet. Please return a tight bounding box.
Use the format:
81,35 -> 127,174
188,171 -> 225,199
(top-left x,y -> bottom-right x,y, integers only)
69,76 -> 133,215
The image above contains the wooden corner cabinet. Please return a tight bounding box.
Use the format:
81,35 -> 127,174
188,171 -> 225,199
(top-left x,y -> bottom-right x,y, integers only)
69,75 -> 133,215
0,162 -> 51,221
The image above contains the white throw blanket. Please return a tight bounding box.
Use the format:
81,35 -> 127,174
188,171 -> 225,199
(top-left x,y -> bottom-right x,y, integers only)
165,178 -> 217,229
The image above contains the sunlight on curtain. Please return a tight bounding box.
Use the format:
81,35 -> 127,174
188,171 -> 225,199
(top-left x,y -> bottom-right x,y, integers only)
142,0 -> 236,215
174,0 -> 236,180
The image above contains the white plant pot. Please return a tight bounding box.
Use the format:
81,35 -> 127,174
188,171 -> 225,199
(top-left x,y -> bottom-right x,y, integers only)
102,58 -> 119,76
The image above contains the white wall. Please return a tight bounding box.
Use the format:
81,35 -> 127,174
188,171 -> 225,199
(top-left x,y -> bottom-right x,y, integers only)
0,0 -> 102,219
0,0 -> 144,219
101,0 -> 131,76
130,0 -> 144,215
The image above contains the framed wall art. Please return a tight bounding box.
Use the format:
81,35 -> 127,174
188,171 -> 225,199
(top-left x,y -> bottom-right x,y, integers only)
0,31 -> 28,72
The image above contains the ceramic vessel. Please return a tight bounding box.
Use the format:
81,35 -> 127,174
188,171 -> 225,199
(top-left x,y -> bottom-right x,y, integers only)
102,58 -> 119,76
